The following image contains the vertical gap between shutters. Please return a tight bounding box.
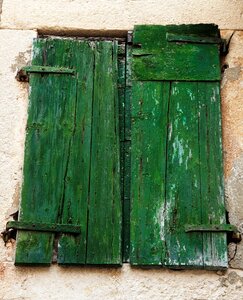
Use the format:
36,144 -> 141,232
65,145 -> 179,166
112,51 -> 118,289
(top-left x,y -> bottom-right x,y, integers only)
85,43 -> 96,263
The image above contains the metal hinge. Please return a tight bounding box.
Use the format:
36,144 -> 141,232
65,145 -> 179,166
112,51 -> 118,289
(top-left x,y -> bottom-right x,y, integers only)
16,66 -> 75,82
127,30 -> 133,45
185,224 -> 241,242
5,220 -> 81,234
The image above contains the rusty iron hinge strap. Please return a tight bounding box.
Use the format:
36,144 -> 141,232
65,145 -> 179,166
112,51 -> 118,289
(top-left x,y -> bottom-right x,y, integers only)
185,224 -> 238,233
185,224 -> 241,242
6,221 -> 81,234
16,66 -> 75,82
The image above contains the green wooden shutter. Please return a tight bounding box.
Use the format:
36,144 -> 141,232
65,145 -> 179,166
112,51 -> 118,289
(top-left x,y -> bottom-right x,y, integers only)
15,38 -> 122,265
130,24 -> 228,269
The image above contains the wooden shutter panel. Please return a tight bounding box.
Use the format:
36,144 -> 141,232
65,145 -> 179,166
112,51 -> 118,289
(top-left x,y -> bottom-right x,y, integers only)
130,24 -> 227,269
15,38 -> 122,265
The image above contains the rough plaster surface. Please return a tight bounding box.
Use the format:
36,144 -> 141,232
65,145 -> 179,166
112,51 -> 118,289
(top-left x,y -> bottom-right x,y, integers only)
226,154 -> 243,268
220,31 -> 243,268
0,0 -> 243,33
0,0 -> 2,22
1,264 -> 243,300
221,31 -> 243,178
0,25 -> 243,300
0,29 -> 37,262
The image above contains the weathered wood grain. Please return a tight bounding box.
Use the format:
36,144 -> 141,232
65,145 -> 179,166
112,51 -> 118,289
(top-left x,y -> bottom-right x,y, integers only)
130,81 -> 170,265
58,41 -> 94,264
164,82 -> 203,267
86,41 -> 122,264
122,42 -> 132,262
198,82 -> 227,269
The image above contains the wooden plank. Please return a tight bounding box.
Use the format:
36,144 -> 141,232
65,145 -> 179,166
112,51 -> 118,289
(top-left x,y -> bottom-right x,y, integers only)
122,42 -> 132,262
164,82 -> 203,268
58,40 -> 95,264
125,43 -> 132,141
123,140 -> 131,261
15,40 -> 76,265
86,41 -> 122,264
198,82 -> 227,269
132,25 -> 220,81
130,81 -> 170,265
118,43 -> 126,142
117,44 -> 126,262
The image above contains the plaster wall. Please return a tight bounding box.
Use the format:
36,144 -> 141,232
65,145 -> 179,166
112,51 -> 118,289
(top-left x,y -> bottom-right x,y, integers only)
0,0 -> 243,32
0,1 -> 243,299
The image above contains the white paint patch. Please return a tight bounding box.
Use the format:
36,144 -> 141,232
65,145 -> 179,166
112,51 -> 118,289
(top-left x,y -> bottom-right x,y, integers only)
211,88 -> 217,102
168,123 -> 173,141
176,102 -> 183,114
189,90 -> 195,101
155,204 -> 165,241
172,136 -> 185,166
185,148 -> 192,170
172,85 -> 179,95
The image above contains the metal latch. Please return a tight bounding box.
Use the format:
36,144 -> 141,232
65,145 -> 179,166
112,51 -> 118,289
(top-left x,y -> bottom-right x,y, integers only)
16,66 -> 75,82
185,224 -> 241,242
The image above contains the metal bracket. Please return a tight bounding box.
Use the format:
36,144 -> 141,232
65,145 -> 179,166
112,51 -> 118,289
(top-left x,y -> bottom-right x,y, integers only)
220,39 -> 227,55
6,221 -> 81,234
185,224 -> 238,232
16,66 -> 75,82
127,30 -> 133,45
185,224 -> 241,242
